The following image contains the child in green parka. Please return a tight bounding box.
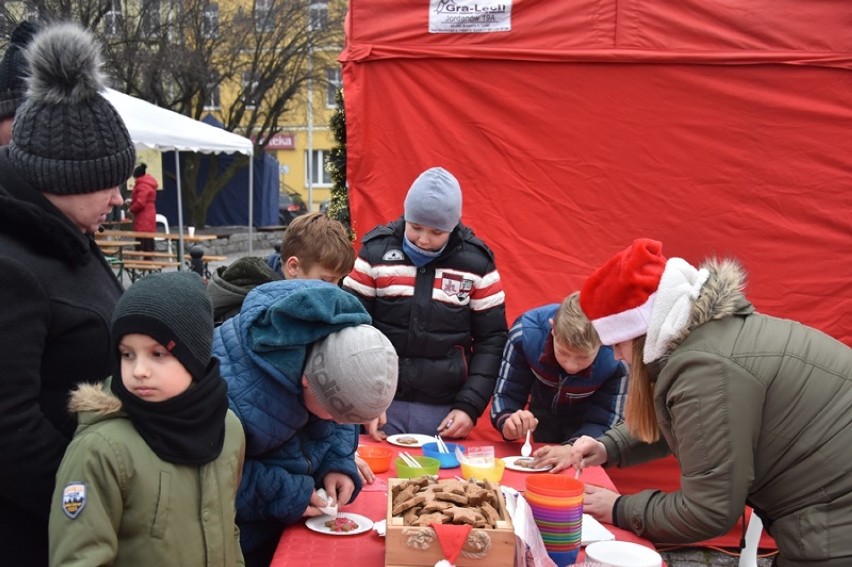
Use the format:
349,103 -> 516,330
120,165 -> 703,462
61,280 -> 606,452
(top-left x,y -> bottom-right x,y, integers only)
49,272 -> 246,566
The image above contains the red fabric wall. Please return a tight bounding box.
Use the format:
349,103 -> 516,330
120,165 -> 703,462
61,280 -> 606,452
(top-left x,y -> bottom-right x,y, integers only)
342,1 -> 852,549
341,0 -> 852,346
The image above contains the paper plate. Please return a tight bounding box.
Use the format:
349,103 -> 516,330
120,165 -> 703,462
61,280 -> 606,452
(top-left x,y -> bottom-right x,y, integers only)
585,540 -> 662,567
502,455 -> 552,472
386,434 -> 435,448
305,513 -> 374,536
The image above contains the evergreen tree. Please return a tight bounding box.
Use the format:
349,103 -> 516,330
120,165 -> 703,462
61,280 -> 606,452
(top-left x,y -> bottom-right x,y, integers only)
327,87 -> 352,237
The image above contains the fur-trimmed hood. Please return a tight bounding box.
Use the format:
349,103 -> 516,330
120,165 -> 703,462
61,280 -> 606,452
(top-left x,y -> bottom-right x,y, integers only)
663,257 -> 751,356
68,381 -> 122,417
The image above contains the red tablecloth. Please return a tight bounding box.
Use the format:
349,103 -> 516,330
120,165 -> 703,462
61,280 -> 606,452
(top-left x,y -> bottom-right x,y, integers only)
270,436 -> 661,566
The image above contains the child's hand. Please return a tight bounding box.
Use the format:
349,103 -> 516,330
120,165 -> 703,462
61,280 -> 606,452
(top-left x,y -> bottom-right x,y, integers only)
355,455 -> 375,484
304,490 -> 329,517
438,410 -> 473,438
531,444 -> 573,473
363,413 -> 387,441
501,410 -> 538,441
323,471 -> 356,508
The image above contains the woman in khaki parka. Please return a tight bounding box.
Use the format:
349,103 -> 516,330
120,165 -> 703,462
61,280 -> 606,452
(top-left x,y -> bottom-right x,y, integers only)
544,239 -> 852,567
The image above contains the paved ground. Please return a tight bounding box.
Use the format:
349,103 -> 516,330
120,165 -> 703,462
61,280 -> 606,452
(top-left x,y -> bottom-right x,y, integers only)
658,547 -> 775,566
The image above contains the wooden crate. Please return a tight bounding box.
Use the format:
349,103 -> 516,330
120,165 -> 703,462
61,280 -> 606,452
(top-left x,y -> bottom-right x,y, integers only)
385,477 -> 516,567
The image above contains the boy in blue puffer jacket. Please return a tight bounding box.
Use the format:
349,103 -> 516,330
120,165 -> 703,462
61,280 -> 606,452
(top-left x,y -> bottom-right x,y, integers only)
213,279 -> 397,567
491,292 -> 627,451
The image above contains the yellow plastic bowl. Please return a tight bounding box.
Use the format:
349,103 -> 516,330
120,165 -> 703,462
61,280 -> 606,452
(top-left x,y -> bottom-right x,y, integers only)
460,458 -> 505,482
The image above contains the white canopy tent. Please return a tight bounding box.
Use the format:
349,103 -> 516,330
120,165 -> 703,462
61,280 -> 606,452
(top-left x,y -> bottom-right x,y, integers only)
102,88 -> 257,261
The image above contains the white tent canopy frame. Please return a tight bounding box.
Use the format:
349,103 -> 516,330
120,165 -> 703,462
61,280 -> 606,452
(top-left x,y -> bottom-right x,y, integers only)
102,88 -> 257,262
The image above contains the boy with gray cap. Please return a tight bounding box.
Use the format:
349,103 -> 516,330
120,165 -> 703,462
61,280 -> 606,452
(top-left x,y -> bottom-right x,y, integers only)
213,278 -> 397,567
344,166 -> 508,439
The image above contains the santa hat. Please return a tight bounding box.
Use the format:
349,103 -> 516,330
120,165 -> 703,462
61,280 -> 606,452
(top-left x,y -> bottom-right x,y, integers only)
579,239 -> 666,346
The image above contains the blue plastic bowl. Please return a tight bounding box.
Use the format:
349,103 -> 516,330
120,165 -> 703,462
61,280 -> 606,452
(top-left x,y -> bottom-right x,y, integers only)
547,549 -> 579,567
421,441 -> 466,469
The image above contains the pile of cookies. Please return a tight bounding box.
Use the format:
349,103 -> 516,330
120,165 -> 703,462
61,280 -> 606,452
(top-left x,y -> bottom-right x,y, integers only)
390,476 -> 503,528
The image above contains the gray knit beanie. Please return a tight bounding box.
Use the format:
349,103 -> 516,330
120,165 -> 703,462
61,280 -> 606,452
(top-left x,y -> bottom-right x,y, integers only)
304,324 -> 398,423
0,21 -> 39,119
8,22 -> 135,194
112,272 -> 213,379
403,167 -> 463,233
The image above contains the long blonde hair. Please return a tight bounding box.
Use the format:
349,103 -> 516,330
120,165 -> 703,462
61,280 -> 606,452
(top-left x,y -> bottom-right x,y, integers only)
624,335 -> 660,443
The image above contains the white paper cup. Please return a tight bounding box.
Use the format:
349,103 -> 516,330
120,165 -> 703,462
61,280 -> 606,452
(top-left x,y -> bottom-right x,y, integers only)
187,226 -> 195,237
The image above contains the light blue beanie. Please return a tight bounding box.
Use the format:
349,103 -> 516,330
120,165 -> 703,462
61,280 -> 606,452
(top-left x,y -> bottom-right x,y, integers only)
403,167 -> 462,232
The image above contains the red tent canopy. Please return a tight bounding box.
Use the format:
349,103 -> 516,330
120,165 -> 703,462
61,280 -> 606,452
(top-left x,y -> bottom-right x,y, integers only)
341,0 -> 852,347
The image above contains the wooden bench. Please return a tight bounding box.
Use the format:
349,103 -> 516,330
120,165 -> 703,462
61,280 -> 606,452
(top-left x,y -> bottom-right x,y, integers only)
122,251 -> 227,280
122,250 -> 175,260
122,251 -> 227,263
189,254 -> 226,263
122,259 -> 182,283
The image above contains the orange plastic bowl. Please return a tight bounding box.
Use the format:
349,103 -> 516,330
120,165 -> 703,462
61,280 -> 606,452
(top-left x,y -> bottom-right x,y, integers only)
357,445 -> 393,474
525,475 -> 584,498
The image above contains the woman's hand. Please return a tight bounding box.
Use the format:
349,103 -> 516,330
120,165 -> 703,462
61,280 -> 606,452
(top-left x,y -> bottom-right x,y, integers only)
570,435 -> 608,471
583,484 -> 620,525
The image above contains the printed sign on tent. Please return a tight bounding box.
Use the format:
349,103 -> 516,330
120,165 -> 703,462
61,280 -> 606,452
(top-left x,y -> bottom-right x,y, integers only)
429,0 -> 512,33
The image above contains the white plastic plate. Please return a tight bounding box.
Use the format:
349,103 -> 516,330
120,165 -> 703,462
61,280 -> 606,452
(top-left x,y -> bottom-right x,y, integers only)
502,455 -> 552,472
305,513 -> 374,536
386,434 -> 435,448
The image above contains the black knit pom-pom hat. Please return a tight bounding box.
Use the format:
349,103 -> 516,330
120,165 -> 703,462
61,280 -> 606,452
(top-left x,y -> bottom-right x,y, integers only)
8,22 -> 135,194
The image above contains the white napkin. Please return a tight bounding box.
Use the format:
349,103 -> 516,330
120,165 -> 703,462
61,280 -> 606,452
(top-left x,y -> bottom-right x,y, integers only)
581,514 -> 615,545
315,488 -> 338,517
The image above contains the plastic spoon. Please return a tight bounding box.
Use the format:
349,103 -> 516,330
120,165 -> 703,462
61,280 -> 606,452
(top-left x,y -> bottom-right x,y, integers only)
520,430 -> 532,458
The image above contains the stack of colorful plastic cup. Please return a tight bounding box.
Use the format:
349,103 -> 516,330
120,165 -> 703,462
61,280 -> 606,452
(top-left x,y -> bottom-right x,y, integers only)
525,475 -> 584,566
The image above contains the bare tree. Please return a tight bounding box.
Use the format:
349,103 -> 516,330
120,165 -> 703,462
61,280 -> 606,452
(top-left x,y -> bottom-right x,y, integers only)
2,0 -> 344,227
